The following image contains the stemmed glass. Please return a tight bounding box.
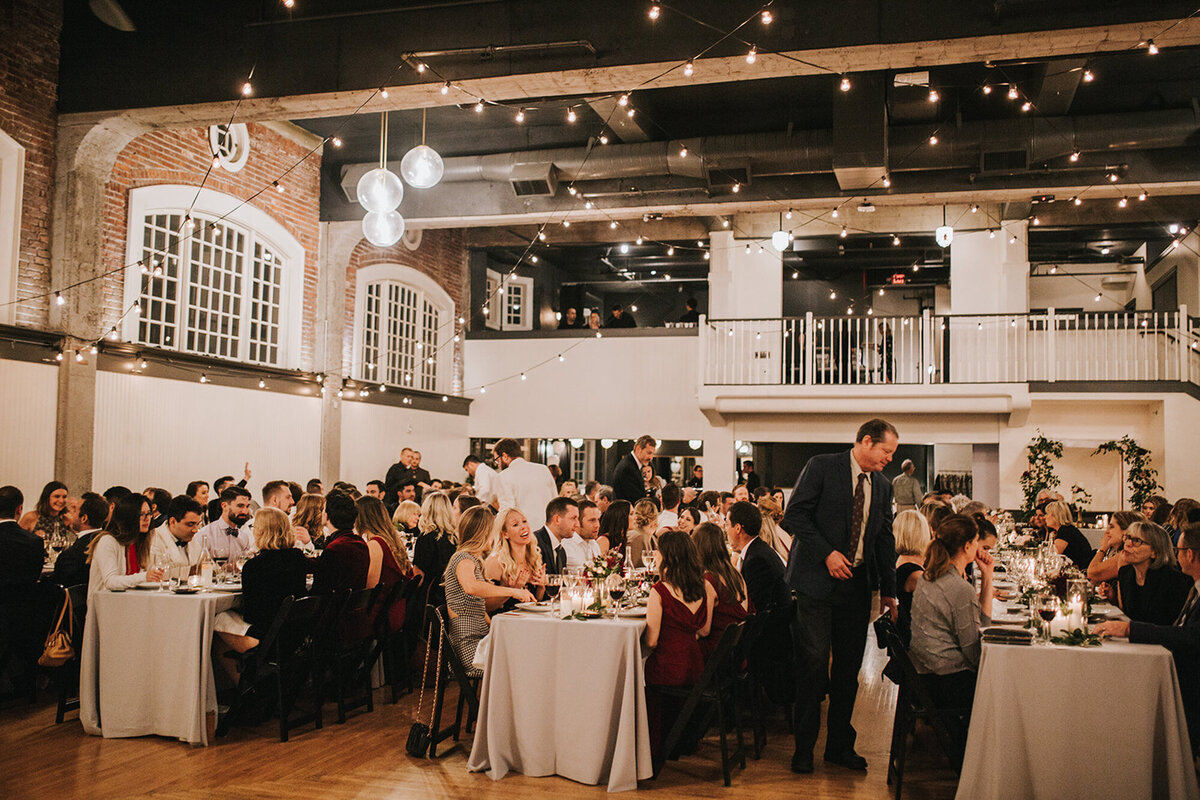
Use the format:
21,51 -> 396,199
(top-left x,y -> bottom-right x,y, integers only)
153,553 -> 169,591
1035,592 -> 1059,644
642,551 -> 657,574
606,573 -> 626,619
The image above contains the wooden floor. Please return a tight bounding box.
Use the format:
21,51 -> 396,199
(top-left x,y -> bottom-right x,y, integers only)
0,644 -> 958,800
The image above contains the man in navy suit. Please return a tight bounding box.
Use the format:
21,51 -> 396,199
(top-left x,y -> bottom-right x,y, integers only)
609,434 -> 656,504
782,419 -> 899,774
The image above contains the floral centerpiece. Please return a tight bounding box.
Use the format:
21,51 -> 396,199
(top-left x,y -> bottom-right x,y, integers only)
583,551 -> 624,581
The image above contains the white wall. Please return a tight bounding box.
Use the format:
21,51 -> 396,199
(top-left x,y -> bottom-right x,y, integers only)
951,222 -> 1028,314
708,231 -> 782,319
93,371 -> 322,498
0,358 -> 57,499
340,400 -> 469,487
1029,264 -> 1135,312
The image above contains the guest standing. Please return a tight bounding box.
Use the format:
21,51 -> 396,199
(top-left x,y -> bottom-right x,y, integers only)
310,489 -> 369,594
463,454 -> 499,509
1113,521 -> 1193,626
492,438 -> 558,530
891,460 -> 922,513
692,522 -> 749,659
782,418 -> 900,773
610,435 -> 657,504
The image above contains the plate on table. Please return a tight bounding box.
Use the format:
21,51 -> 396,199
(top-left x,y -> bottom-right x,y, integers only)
212,583 -> 242,592
617,606 -> 647,618
172,586 -> 199,595
134,582 -> 165,591
515,601 -> 555,613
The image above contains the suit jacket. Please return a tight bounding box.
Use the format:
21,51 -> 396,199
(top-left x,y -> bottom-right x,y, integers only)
610,452 -> 647,504
52,529 -> 99,589
533,527 -> 566,575
740,471 -> 762,493
0,520 -> 45,593
740,536 -> 790,612
311,529 -> 370,594
782,449 -> 897,600
1130,584 -> 1200,748
494,458 -> 558,530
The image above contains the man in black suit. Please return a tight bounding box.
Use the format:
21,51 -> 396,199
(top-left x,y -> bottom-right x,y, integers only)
610,434 -> 656,504
685,464 -> 704,489
532,497 -> 579,576
0,486 -> 43,592
1096,522 -> 1200,753
728,501 -> 789,612
782,418 -> 900,774
52,493 -> 109,589
738,460 -> 762,493
0,485 -> 46,699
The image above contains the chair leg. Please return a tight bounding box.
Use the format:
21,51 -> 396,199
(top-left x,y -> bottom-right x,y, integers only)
715,697 -> 731,787
732,692 -> 746,770
429,665 -> 448,758
894,708 -> 913,800
453,690 -> 466,742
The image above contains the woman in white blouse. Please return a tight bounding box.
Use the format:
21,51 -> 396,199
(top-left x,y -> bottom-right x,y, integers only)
86,493 -> 163,595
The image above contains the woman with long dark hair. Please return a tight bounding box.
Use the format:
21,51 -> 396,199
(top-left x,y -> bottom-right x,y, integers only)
597,499 -> 632,555
691,522 -> 748,659
909,514 -> 993,711
19,480 -> 73,545
85,493 -> 163,594
358,495 -> 420,631
644,530 -> 716,759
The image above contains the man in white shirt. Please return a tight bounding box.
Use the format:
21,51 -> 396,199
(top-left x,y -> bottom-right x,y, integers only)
196,486 -> 255,560
658,482 -> 682,529
150,495 -> 205,567
563,498 -> 603,570
464,454 -> 499,508
533,496 -> 579,574
493,438 -> 558,530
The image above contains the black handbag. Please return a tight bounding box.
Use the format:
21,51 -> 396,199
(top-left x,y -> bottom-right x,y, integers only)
406,624 -> 443,757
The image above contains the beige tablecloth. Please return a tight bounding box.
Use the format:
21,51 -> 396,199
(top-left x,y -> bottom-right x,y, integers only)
467,612 -> 653,792
957,640 -> 1199,800
80,588 -> 241,745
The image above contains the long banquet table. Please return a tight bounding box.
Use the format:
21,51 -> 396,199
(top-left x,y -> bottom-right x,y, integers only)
80,587 -> 240,746
467,610 -> 653,792
957,638 -> 1199,800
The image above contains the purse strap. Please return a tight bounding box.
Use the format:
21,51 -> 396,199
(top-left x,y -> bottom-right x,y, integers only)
427,613 -> 445,730
52,588 -> 72,638
414,616 -> 435,722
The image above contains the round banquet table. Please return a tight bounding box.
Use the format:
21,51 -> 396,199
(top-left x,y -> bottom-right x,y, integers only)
80,587 -> 241,746
956,639 -> 1199,800
467,611 -> 653,792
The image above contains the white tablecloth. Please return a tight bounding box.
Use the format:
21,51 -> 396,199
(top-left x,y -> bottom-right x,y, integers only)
80,588 -> 240,745
957,640 -> 1199,800
467,612 -> 653,792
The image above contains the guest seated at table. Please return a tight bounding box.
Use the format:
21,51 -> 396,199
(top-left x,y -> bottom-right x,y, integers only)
196,486 -> 255,561
728,501 -> 790,613
18,480 -> 74,546
358,495 -> 421,632
310,489 -> 369,594
692,522 -> 749,659
628,499 -> 660,567
1112,521 -> 1193,626
677,507 -> 701,535
910,514 -> 993,713
597,499 -> 632,555
1087,511 -> 1145,586
484,507 -> 547,606
445,506 -> 534,670
894,510 -> 933,646
290,492 -> 326,547
1044,500 -> 1094,569
533,496 -> 579,575
1165,498 -> 1199,546
1140,494 -> 1170,525
393,498 -> 421,537
214,507 -> 311,678
756,497 -> 792,565
85,493 -> 164,595
0,486 -> 44,591
414,491 -> 458,609
920,500 -> 952,532
143,487 -> 172,531
451,493 -> 481,527
52,493 -> 109,589
563,498 -> 603,569
645,530 -> 716,759
1095,522 -> 1200,755
149,495 -> 205,569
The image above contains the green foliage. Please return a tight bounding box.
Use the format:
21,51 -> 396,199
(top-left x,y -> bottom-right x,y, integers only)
1092,436 -> 1161,509
1020,430 -> 1063,513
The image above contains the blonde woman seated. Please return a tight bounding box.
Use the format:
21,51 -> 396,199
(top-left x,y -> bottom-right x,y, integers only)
414,491 -> 458,610
628,498 -> 661,567
393,499 -> 421,536
444,506 -> 534,670
214,508 -> 310,678
756,496 -> 793,565
1087,510 -> 1145,586
483,506 -> 547,609
893,509 -> 933,645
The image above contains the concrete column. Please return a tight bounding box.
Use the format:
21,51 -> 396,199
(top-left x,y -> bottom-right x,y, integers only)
49,119 -> 147,491
1131,244 -> 1152,310
707,230 -> 783,319
950,220 -> 1029,314
315,221 -> 361,486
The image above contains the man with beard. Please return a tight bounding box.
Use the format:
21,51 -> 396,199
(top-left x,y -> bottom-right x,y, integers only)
196,486 -> 255,560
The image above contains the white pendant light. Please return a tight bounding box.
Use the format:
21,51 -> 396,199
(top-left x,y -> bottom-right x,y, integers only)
358,111 -> 404,212
362,209 -> 406,247
401,109 -> 444,189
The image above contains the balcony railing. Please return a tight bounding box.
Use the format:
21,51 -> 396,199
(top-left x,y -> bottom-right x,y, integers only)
702,308 -> 1195,387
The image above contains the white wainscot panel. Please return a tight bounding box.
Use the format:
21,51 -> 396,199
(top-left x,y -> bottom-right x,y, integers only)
340,400 -> 469,487
0,359 -> 58,498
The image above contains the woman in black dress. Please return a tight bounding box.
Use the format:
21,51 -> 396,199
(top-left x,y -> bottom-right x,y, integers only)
1044,500 -> 1094,570
1114,521 -> 1193,625
893,510 -> 932,645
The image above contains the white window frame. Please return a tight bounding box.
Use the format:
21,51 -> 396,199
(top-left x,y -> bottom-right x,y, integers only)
0,128 -> 24,326
352,263 -> 454,393
208,124 -> 250,173
122,184 -> 305,368
484,268 -> 533,331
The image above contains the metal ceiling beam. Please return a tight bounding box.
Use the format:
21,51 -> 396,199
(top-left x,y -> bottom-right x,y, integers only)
59,18 -> 1200,131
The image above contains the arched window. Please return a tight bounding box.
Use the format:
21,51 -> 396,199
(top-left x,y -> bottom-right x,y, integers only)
353,264 -> 454,393
122,185 -> 305,368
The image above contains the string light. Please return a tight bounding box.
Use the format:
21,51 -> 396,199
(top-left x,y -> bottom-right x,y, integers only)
139,358 -> 148,370
1074,196 -> 1083,206
441,82 -> 450,95
599,133 -> 609,145
562,220 -> 571,227
1108,172 -> 1119,183
929,134 -> 939,145
273,181 -> 284,193
982,84 -> 992,95
55,292 -> 64,306
74,350 -> 83,363
241,81 -> 252,96
970,204 -> 979,213
684,61 -> 695,77
678,145 -> 688,157
1147,39 -> 1159,55
199,373 -> 208,383
667,246 -> 674,255
108,327 -> 118,340
731,182 -> 740,193
1083,69 -> 1094,82
1069,149 -> 1080,162
617,94 -> 629,107
1118,196 -> 1128,208
1007,86 -> 1019,100
840,75 -> 851,92
567,108 -> 577,123
831,208 -> 839,218
1021,101 -> 1032,112
785,209 -> 793,220
474,101 -> 484,113
928,88 -> 939,103
648,3 -> 661,20
746,46 -> 757,64
1138,191 -> 1148,201
380,88 -> 389,99
840,226 -> 848,238
415,62 -> 426,74
331,136 -> 342,148
626,107 -> 636,118
882,175 -> 891,188
515,109 -> 525,123
258,378 -> 266,389
1032,216 -> 1041,225
892,235 -> 901,246
988,229 -> 995,238
829,290 -> 837,299
55,351 -> 63,362
760,9 -> 773,24
609,220 -> 618,229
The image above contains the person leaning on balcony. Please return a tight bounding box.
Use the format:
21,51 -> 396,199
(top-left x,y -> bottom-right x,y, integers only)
604,303 -> 637,328
891,460 -> 922,512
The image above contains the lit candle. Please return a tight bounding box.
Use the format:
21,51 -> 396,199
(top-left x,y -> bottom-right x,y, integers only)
1067,599 -> 1084,631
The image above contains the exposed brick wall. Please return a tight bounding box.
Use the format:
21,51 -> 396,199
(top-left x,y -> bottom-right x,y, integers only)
345,229 -> 468,390
0,0 -> 62,328
102,123 -> 321,369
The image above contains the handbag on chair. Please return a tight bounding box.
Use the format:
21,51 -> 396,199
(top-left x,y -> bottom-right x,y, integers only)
38,588 -> 75,668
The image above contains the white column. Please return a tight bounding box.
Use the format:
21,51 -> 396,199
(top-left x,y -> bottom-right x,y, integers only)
315,221 -> 361,487
707,230 -> 782,319
702,426 -> 737,492
950,221 -> 1029,314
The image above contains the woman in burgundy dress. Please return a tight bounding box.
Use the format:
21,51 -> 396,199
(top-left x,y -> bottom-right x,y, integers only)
691,522 -> 750,659
644,530 -> 716,760
358,496 -> 421,632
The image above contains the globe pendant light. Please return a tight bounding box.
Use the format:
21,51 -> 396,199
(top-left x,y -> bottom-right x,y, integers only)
401,108 -> 444,189
363,209 -> 406,247
357,111 -> 404,212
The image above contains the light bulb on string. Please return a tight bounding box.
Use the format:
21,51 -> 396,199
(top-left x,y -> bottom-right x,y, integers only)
1147,39 -> 1159,55
893,235 -> 901,246
636,235 -> 644,245
679,145 -> 688,157
928,88 -> 939,103
1083,69 -> 1094,82
1138,191 -> 1147,201
785,209 -> 793,220
626,107 -> 635,118
139,358 -> 148,370
617,94 -> 629,107
200,373 -> 208,383
667,246 -> 674,255
562,220 -> 570,227
567,108 -> 577,123
648,3 -> 660,20
1021,101 -> 1032,112
929,134 -> 938,145
610,220 -> 618,229
1069,149 -> 1080,162
1074,196 -> 1082,206
882,175 -> 891,188
832,208 -> 839,218
55,351 -> 63,362
108,327 -> 118,340
74,350 -> 83,363
380,88 -> 389,99
1007,86 -> 1019,100
746,46 -> 757,64
273,181 -> 284,193
331,136 -> 342,148
840,75 -> 851,92
684,61 -> 694,77
599,133 -> 609,145
1118,197 -> 1128,208
441,82 -> 450,95
970,203 -> 979,213
55,291 -> 64,306
474,101 -> 484,113
515,109 -> 525,123
761,9 -> 773,24
241,81 -> 252,96
840,226 -> 848,238
982,84 -> 992,95
731,182 -> 740,193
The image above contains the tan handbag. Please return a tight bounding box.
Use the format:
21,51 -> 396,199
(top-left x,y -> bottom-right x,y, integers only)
38,588 -> 75,668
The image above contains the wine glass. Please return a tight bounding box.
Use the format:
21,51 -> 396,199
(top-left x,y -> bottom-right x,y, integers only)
153,553 -> 169,591
642,550 -> 657,574
1036,593 -> 1059,644
606,573 -> 626,619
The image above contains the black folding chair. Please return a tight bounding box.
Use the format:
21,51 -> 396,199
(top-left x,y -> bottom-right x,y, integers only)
654,620 -> 747,787
53,584 -> 87,723
885,628 -> 970,800
374,577 -> 425,703
426,604 -> 482,758
730,611 -> 767,759
326,586 -> 381,724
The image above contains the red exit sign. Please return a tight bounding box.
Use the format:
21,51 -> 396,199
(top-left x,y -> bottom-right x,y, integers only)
889,273 -> 907,285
